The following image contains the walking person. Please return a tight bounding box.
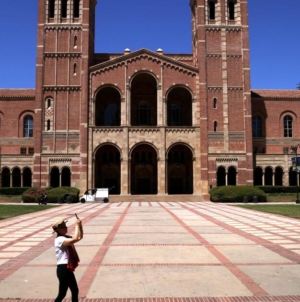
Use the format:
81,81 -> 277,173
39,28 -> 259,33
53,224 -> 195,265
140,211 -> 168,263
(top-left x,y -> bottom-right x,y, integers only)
52,217 -> 83,302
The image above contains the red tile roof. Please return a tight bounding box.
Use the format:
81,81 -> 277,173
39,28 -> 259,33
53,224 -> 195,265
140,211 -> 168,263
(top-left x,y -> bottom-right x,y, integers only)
251,89 -> 300,99
0,89 -> 35,99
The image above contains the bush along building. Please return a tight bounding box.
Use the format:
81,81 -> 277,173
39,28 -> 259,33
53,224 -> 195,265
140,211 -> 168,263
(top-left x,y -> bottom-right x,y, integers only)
0,0 -> 299,200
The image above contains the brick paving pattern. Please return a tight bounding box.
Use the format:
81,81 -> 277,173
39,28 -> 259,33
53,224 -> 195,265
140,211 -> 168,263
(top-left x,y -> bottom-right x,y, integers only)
0,200 -> 300,301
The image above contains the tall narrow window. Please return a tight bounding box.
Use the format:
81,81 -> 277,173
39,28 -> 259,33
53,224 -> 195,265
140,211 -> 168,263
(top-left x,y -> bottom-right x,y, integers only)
213,97 -> 217,109
49,0 -> 55,18
284,115 -> 293,137
252,115 -> 262,137
47,98 -> 52,108
214,121 -> 218,132
24,115 -> 33,137
73,63 -> 77,75
61,0 -> 68,18
47,120 -> 51,131
228,1 -> 235,20
74,35 -> 77,48
74,0 -> 80,18
209,1 -> 216,20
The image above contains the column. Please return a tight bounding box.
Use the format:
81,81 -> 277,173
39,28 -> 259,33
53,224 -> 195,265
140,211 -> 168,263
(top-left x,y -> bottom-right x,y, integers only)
120,158 -> 129,195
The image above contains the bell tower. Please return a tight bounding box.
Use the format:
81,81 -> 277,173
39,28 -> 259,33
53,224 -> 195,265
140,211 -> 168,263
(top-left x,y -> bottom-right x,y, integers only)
190,0 -> 253,194
33,0 -> 96,189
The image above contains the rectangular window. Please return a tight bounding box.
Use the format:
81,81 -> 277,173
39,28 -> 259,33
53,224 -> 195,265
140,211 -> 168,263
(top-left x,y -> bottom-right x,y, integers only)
28,148 -> 34,155
20,147 -> 27,155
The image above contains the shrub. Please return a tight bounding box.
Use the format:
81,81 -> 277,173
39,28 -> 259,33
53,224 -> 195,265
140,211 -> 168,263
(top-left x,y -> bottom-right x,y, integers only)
0,187 -> 31,195
22,187 -> 80,204
257,186 -> 299,194
210,186 -> 267,203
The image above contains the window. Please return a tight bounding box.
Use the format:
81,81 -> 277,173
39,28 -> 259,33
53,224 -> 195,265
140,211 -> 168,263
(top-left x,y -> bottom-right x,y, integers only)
28,148 -> 34,155
138,101 -> 151,126
104,104 -> 119,126
20,147 -> 27,155
47,98 -> 52,108
252,115 -> 262,137
24,115 -> 33,137
284,115 -> 293,137
73,63 -> 77,75
168,103 -> 182,126
74,35 -> 77,48
228,1 -> 235,20
214,121 -> 218,132
49,0 -> 55,18
213,97 -> 217,109
209,1 -> 216,20
61,0 -> 68,18
74,0 -> 80,18
47,120 -> 51,131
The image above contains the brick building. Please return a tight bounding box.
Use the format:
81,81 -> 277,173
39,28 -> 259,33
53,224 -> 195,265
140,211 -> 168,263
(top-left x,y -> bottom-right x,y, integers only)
0,0 -> 299,200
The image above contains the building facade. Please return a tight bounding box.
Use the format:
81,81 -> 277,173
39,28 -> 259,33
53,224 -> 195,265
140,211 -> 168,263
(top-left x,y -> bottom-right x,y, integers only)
0,0 -> 299,200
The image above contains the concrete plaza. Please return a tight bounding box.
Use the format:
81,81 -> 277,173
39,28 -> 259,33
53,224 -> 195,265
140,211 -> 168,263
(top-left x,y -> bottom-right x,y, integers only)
1,199 -> 300,301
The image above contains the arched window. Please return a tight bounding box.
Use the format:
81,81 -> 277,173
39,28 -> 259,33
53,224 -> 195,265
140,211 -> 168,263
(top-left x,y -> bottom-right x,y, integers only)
214,121 -> 218,132
23,167 -> 32,187
284,115 -> 293,137
47,98 -> 52,108
228,1 -> 235,20
209,1 -> 216,20
265,167 -> 273,186
61,167 -> 71,187
217,166 -> 226,186
213,97 -> 217,109
138,101 -> 151,126
49,0 -> 55,18
1,168 -> 10,187
228,166 -> 236,185
252,115 -> 262,137
275,167 -> 283,186
74,0 -> 80,18
254,167 -> 263,186
24,115 -> 33,137
61,0 -> 68,18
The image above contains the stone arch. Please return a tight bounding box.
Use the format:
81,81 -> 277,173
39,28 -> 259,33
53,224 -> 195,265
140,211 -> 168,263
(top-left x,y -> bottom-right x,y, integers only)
61,166 -> 71,187
23,167 -> 32,187
130,143 -> 158,194
1,167 -> 10,187
94,86 -> 121,126
167,143 -> 194,194
12,167 -> 21,187
264,166 -> 273,186
228,166 -> 237,185
50,166 -> 60,188
130,73 -> 158,126
94,144 -> 121,194
254,166 -> 263,186
217,166 -> 226,186
165,86 -> 193,126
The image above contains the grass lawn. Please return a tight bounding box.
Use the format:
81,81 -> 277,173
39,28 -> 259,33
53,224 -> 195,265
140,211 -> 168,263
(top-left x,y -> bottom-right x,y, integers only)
0,205 -> 55,220
234,204 -> 300,219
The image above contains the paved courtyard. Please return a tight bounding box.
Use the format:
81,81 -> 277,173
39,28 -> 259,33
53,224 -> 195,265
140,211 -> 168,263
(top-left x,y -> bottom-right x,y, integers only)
1,199 -> 300,301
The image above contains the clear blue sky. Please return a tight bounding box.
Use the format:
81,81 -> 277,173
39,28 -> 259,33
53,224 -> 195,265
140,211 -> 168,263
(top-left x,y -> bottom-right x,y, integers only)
0,0 -> 299,89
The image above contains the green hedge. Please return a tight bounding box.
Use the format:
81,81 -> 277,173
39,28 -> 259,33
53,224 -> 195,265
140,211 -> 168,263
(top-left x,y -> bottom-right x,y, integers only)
0,187 -> 31,195
22,187 -> 80,204
257,186 -> 299,194
210,186 -> 267,203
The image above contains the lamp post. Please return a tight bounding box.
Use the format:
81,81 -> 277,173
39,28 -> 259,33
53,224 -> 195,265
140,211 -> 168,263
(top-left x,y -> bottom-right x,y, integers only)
290,145 -> 300,204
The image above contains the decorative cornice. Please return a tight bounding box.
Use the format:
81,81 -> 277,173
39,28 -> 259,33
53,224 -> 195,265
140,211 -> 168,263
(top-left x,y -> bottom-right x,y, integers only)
44,53 -> 82,58
166,128 -> 196,134
42,86 -> 81,91
45,26 -> 82,31
216,158 -> 239,162
49,158 -> 72,163
228,87 -> 244,91
93,128 -> 124,133
227,55 -> 242,58
207,87 -> 222,91
129,128 -> 160,134
207,54 -> 222,58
